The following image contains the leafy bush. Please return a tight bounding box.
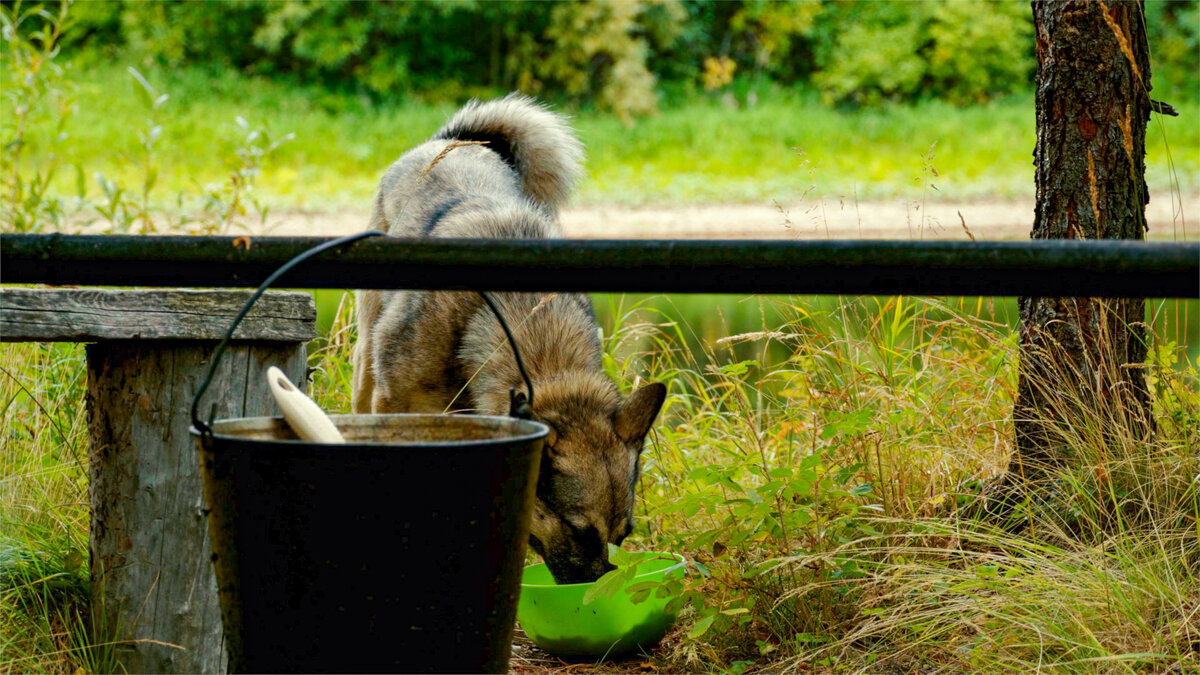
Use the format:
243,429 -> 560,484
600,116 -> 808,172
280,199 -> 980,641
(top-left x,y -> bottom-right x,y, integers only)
811,0 -> 1034,106
56,0 -> 1198,117
539,0 -> 685,122
67,0 -> 689,120
1146,0 -> 1200,98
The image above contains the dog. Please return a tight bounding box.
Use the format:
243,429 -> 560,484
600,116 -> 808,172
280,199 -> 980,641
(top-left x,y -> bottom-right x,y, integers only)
352,94 -> 666,584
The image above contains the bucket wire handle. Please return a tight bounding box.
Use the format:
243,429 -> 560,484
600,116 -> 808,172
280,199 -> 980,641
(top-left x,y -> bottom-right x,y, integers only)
478,291 -> 535,420
190,231 -> 538,438
190,230 -> 386,438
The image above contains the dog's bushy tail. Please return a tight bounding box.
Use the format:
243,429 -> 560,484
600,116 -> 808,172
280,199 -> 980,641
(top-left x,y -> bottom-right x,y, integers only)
433,93 -> 583,209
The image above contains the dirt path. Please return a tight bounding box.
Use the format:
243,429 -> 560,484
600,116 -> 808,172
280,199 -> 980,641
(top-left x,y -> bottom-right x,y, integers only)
262,192 -> 1195,241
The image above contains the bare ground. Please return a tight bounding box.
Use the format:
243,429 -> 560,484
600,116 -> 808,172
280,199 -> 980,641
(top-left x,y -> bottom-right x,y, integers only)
259,192 -> 1196,241
509,627 -> 664,675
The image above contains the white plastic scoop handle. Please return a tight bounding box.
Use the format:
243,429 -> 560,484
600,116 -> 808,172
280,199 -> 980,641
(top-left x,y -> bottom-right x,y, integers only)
266,366 -> 346,444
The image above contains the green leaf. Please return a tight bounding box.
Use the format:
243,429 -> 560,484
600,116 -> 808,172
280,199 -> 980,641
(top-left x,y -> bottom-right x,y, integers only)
606,542 -> 637,567
624,580 -> 659,604
974,564 -> 1000,580
665,594 -> 688,615
789,478 -> 813,495
849,482 -> 874,496
583,565 -> 634,605
794,632 -> 829,645
744,558 -> 784,579
687,614 -> 716,639
126,67 -> 157,109
716,475 -> 742,492
718,360 -> 759,377
820,408 -> 874,439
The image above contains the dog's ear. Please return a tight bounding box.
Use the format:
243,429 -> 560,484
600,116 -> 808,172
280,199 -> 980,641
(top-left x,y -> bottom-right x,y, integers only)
615,382 -> 667,445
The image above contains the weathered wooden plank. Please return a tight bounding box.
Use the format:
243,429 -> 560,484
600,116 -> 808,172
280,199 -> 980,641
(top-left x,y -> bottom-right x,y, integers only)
87,340 -> 308,674
1,288 -> 317,342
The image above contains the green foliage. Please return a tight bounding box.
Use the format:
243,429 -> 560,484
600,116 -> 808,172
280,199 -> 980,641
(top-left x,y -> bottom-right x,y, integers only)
585,295 -> 999,664
1146,0 -> 1200,98
0,342 -> 96,673
649,0 -> 824,102
67,0 -> 690,120
1,2 -> 295,234
117,0 -> 266,70
811,0 -> 1034,106
539,0 -> 686,123
1,0 -> 76,232
3,4 -> 1199,671
56,0 -> 1198,116
594,293 -> 1198,671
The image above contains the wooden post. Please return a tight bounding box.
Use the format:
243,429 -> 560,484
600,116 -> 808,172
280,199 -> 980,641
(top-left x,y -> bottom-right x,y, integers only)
1,288 -> 317,674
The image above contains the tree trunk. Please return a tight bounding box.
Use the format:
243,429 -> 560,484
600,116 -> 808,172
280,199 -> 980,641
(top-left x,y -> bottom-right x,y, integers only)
1015,0 -> 1155,477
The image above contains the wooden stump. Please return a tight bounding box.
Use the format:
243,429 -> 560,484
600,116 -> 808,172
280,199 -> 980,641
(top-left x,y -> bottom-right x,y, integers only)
2,288 -> 317,674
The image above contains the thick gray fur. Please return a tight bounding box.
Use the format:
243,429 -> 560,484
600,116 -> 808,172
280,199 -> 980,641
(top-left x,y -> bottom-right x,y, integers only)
353,95 -> 665,585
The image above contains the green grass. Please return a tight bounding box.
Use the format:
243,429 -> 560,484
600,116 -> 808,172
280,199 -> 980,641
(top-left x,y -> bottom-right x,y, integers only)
23,60 -> 1200,213
591,294 -> 1197,672
313,291 -> 1200,377
0,343 -> 95,673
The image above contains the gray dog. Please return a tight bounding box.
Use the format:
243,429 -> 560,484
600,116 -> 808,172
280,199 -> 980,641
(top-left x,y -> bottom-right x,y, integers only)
353,95 -> 666,584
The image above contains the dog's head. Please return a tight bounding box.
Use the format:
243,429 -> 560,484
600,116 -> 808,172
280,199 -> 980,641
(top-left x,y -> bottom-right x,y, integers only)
527,379 -> 666,584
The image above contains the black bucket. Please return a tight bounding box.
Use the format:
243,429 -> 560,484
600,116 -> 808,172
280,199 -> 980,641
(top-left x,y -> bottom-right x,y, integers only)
188,232 -> 549,672
191,413 -> 546,673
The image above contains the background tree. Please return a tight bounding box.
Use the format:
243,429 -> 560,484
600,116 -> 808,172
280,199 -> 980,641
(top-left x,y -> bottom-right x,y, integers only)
1013,0 -> 1158,481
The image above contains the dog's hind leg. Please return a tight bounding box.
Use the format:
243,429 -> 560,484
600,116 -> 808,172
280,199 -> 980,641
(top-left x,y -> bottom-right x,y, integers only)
351,339 -> 375,414
367,291 -> 473,415
352,289 -> 383,413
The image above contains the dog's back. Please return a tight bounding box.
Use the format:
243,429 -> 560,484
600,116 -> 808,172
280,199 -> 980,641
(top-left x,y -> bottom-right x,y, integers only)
353,95 -> 590,415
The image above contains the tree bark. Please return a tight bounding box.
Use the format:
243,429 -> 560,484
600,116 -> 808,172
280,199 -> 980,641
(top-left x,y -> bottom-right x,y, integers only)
1015,0 -> 1155,477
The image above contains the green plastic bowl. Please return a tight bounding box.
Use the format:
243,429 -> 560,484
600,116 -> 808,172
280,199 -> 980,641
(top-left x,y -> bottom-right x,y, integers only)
517,552 -> 685,659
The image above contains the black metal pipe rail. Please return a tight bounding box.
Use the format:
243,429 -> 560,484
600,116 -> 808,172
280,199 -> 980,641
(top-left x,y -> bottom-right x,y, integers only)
2,234 -> 1197,298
